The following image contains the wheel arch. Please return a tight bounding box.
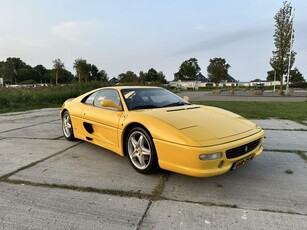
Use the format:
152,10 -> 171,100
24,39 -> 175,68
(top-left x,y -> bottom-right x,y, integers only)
122,122 -> 153,156
61,108 -> 71,118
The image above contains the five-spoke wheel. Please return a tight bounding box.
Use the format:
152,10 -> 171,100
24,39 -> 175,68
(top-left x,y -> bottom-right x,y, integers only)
126,127 -> 158,174
62,111 -> 75,141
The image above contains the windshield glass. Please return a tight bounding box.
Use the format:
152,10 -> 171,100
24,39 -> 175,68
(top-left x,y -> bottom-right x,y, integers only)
121,88 -> 190,110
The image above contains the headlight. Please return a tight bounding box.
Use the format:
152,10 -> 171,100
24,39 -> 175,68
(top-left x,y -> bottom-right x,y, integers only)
199,152 -> 222,160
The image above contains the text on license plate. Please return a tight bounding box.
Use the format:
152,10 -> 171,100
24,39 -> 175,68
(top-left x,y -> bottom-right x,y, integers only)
231,154 -> 255,170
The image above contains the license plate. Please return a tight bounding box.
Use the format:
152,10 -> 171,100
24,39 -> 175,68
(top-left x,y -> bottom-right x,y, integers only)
231,154 -> 255,170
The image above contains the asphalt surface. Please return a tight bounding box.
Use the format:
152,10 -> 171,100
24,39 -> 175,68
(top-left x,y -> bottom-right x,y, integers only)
0,108 -> 307,230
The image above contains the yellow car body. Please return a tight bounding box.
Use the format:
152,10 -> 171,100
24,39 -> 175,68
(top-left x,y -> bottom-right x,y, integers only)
61,86 -> 264,177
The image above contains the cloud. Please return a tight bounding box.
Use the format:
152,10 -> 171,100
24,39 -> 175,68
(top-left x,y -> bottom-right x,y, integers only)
50,20 -> 103,44
170,25 -> 273,56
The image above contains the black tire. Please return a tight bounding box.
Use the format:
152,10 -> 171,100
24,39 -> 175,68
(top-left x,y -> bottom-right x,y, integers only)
126,127 -> 158,174
62,111 -> 76,141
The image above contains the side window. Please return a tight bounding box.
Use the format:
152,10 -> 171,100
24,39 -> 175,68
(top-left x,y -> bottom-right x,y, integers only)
84,91 -> 99,105
93,89 -> 122,110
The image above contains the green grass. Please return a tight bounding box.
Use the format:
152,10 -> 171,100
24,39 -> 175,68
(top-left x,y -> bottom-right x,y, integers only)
194,101 -> 307,121
0,82 -> 106,113
1,86 -> 307,122
285,169 -> 294,174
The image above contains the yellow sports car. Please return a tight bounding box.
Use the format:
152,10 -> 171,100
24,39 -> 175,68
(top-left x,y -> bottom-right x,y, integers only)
61,86 -> 264,177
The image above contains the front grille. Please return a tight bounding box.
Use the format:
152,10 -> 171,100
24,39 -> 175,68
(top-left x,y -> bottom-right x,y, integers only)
226,139 -> 260,159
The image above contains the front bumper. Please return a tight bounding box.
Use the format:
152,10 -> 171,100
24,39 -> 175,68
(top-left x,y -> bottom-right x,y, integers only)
154,129 -> 265,177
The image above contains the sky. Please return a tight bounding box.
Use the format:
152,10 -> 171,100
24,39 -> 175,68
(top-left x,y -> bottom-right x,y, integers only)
0,0 -> 306,82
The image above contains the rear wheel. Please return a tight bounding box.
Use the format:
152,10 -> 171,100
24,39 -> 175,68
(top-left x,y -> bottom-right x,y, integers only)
126,127 -> 158,174
62,111 -> 75,141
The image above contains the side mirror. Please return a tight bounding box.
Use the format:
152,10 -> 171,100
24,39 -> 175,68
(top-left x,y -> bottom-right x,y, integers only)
183,96 -> 189,102
100,100 -> 122,111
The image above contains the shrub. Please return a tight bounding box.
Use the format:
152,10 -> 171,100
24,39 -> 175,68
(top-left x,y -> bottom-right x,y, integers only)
290,82 -> 307,89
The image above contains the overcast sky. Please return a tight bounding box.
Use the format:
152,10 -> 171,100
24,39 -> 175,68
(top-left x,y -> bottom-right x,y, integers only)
0,0 -> 306,82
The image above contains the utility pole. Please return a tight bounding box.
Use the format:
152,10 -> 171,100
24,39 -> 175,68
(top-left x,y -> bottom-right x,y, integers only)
286,8 -> 295,95
273,70 -> 276,92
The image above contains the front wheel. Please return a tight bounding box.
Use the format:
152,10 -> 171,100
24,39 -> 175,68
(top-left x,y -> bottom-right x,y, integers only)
126,127 -> 158,174
62,111 -> 75,141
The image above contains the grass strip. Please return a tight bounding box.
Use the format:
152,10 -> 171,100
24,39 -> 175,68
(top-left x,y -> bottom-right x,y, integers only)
1,85 -> 306,122
194,101 -> 307,121
0,82 -> 106,113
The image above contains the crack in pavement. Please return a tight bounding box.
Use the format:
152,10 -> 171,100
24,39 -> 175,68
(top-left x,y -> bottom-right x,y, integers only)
0,116 -> 59,124
264,149 -> 307,162
3,179 -> 152,200
1,109 -> 306,227
1,136 -> 66,140
0,119 -> 60,134
264,128 -> 307,131
2,179 -> 306,218
136,172 -> 170,229
0,108 -> 59,117
0,142 -> 82,181
136,200 -> 153,230
1,149 -> 306,229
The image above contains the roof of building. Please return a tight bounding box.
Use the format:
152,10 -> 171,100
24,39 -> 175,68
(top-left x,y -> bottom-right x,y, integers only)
227,74 -> 237,82
197,73 -> 209,82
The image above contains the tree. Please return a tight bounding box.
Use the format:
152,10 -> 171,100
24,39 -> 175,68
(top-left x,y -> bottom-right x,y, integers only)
289,67 -> 305,83
174,58 -> 201,80
267,70 -> 279,81
73,58 -> 91,82
98,70 -> 108,82
0,62 -> 4,80
270,1 -> 296,94
157,71 -> 166,84
267,67 -> 304,83
118,71 -> 138,83
55,69 -> 74,84
89,64 -> 99,81
207,57 -> 230,83
34,65 -> 47,83
34,64 -> 47,75
143,68 -> 166,83
17,68 -> 40,83
139,71 -> 146,84
7,57 -> 29,83
42,70 -> 53,84
145,68 -> 158,82
88,65 -> 108,82
0,61 -> 14,84
52,58 -> 64,85
6,57 -> 27,70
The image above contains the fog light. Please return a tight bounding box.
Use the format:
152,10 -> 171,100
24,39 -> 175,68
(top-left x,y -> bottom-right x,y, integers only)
199,153 -> 222,160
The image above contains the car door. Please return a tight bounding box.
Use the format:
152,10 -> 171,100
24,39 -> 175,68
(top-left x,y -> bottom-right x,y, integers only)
81,89 -> 123,147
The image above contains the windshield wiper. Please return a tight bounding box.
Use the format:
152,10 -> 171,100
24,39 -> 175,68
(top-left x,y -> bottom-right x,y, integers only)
163,102 -> 190,108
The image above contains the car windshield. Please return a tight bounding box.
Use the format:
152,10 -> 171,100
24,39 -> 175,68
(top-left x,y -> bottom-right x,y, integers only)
121,88 -> 190,110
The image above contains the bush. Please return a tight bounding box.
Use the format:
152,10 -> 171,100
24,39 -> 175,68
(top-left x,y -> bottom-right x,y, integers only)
290,82 -> 307,89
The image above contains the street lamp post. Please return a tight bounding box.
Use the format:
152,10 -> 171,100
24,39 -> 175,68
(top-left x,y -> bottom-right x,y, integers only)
286,8 -> 295,95
273,70 -> 276,92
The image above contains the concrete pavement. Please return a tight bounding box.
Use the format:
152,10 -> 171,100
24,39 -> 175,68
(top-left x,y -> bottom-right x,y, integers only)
0,108 -> 306,229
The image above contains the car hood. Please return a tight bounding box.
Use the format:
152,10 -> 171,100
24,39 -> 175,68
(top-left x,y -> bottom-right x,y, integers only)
141,105 -> 258,144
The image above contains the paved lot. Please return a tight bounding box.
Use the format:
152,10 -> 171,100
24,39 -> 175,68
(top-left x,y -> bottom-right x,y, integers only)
0,108 -> 306,229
